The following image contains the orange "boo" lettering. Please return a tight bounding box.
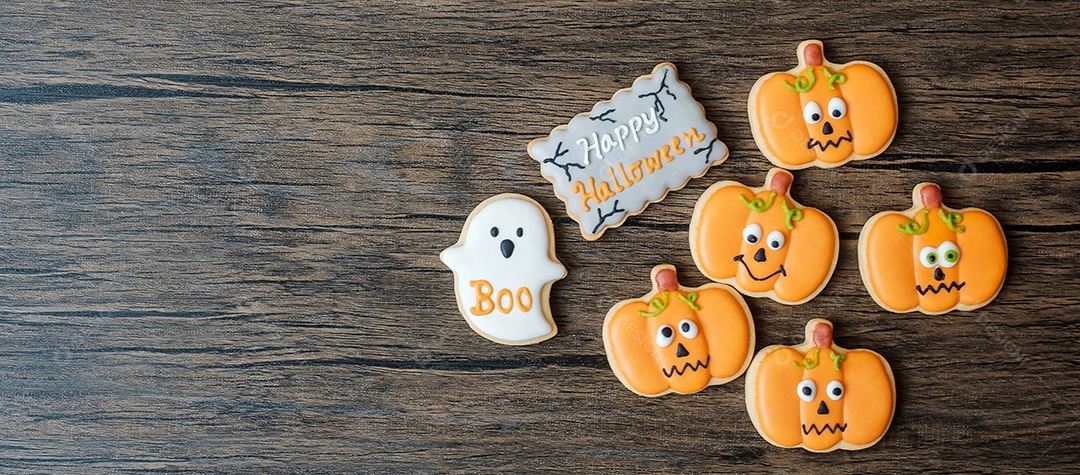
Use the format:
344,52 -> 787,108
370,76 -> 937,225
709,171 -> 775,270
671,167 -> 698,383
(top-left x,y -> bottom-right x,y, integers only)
469,280 -> 533,316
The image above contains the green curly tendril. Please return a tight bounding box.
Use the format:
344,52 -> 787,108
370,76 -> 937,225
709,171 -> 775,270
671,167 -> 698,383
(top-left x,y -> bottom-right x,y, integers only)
823,67 -> 847,90
638,291 -> 670,317
830,351 -> 846,371
938,209 -> 966,233
781,199 -> 803,230
739,192 -> 776,213
783,67 -> 816,93
897,209 -> 931,235
794,348 -> 820,370
678,292 -> 702,311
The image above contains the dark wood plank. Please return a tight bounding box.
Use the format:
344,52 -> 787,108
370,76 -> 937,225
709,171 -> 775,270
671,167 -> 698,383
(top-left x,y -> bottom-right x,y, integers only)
0,0 -> 1077,472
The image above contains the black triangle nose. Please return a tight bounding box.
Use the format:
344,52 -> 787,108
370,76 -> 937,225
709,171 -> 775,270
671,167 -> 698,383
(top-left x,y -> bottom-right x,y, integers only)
934,267 -> 945,281
676,343 -> 689,358
822,121 -> 834,135
817,400 -> 829,415
500,239 -> 515,259
754,248 -> 767,262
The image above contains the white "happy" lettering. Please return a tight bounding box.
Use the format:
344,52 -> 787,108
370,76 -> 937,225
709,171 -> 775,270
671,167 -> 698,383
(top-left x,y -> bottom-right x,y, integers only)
575,107 -> 661,165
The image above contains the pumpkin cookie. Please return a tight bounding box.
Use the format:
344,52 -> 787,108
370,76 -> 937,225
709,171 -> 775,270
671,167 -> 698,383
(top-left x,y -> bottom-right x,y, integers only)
689,168 -> 839,305
441,194 -> 566,345
858,183 -> 1007,314
603,265 -> 754,397
745,319 -> 896,452
748,40 -> 898,169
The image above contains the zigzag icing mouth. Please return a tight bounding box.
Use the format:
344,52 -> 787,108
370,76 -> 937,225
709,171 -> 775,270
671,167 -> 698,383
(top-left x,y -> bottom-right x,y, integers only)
807,130 -> 852,152
916,281 -> 966,295
662,356 -> 710,378
733,254 -> 786,281
802,423 -> 847,436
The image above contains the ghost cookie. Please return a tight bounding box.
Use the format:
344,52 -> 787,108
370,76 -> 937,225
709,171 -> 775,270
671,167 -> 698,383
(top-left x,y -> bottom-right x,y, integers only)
603,265 -> 754,397
441,194 -> 566,345
858,183 -> 1007,315
689,168 -> 839,305
748,40 -> 898,169
746,319 -> 896,452
529,62 -> 728,240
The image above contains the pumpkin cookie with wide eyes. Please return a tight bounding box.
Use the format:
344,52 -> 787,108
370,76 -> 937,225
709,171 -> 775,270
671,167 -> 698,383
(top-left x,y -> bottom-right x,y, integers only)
746,319 -> 895,452
749,40 -> 898,169
690,168 -> 839,305
858,183 -> 1007,314
603,265 -> 754,397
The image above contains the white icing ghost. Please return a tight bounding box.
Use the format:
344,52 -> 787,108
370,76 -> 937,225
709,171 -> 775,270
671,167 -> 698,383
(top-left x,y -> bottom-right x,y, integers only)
441,194 -> 566,345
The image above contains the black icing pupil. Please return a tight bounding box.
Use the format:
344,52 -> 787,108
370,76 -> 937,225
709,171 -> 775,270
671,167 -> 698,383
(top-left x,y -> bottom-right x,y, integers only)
832,110 -> 841,118
661,327 -> 673,338
802,387 -> 812,396
747,235 -> 758,244
832,388 -> 842,396
681,322 -> 690,332
490,227 -> 499,237
771,240 -> 780,248
516,227 -> 523,237
811,113 -> 821,121
928,254 -> 937,263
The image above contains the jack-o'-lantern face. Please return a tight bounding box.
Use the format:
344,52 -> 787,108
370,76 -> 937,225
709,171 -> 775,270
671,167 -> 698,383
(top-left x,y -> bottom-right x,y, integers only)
690,168 -> 839,305
859,183 -> 1008,314
746,319 -> 895,452
749,40 -> 897,169
604,265 -> 755,397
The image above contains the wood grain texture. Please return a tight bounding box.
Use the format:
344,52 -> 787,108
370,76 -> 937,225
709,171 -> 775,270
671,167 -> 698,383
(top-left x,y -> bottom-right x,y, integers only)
0,0 -> 1078,472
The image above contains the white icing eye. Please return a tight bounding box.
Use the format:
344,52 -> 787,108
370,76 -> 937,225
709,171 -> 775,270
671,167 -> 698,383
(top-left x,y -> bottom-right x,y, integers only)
828,97 -> 847,119
797,379 -> 816,402
766,230 -> 785,250
938,241 -> 960,268
803,101 -> 823,124
678,319 -> 698,339
826,380 -> 844,401
919,246 -> 939,268
742,223 -> 762,245
656,325 -> 675,348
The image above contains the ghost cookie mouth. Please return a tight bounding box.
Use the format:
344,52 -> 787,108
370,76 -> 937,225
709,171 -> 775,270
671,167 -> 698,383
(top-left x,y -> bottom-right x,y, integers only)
733,254 -> 787,281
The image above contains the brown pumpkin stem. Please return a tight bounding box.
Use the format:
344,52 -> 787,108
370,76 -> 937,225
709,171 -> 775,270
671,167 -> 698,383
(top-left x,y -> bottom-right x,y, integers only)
803,42 -> 823,67
813,322 -> 833,349
920,184 -> 943,209
769,169 -> 794,196
655,268 -> 679,292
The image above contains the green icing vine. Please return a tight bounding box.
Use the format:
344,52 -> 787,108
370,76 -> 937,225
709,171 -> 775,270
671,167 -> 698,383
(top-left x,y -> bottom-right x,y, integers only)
638,291 -> 670,318
897,209 -> 931,235
783,67 -> 816,93
678,292 -> 702,311
830,351 -> 846,370
823,67 -> 847,90
781,199 -> 803,230
739,192 -> 776,213
794,348 -> 820,370
938,209 -> 966,233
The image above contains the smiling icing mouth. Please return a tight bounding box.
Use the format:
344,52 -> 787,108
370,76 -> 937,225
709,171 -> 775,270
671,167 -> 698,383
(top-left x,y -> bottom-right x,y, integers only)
802,422 -> 847,436
662,356 -> 710,378
916,281 -> 966,295
807,130 -> 852,151
733,254 -> 786,281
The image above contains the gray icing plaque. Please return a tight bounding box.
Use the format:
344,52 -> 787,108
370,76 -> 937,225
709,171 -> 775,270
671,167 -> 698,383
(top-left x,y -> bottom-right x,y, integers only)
528,63 -> 728,240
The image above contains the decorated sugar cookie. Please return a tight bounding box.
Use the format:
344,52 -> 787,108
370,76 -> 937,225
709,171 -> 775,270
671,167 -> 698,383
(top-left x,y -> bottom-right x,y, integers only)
603,265 -> 754,397
689,168 -> 839,305
440,194 -> 566,345
529,62 -> 728,240
749,40 -> 898,169
746,319 -> 895,453
858,183 -> 1007,315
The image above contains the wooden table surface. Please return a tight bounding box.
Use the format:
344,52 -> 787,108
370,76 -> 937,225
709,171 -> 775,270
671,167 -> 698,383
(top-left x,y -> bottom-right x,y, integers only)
1,1 -> 1078,473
